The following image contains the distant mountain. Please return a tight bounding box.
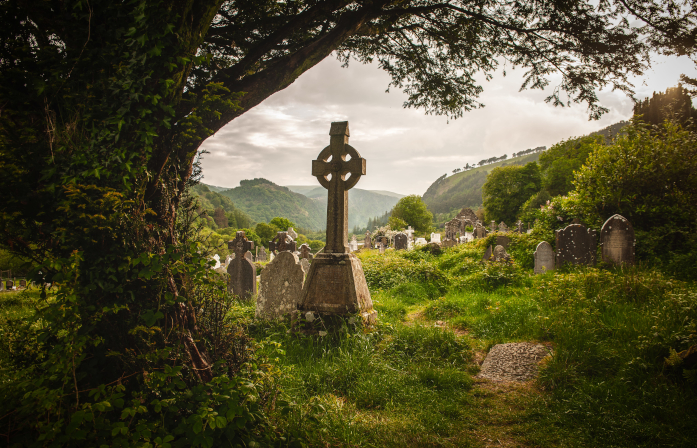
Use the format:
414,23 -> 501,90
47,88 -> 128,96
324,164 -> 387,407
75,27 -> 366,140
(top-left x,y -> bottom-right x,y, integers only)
190,184 -> 254,228
422,153 -> 541,215
286,185 -> 405,230
217,179 -> 326,230
202,184 -> 230,193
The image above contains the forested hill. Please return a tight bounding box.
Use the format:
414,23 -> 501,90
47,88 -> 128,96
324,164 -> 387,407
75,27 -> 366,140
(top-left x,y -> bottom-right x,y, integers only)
217,178 -> 326,230
423,153 -> 541,214
286,185 -> 404,230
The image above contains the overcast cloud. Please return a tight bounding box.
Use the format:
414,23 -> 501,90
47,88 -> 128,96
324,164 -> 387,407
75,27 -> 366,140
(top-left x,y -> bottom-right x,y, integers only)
199,53 -> 697,196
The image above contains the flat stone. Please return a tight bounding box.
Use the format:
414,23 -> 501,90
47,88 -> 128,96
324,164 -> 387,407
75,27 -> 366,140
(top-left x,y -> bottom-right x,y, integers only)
478,342 -> 552,382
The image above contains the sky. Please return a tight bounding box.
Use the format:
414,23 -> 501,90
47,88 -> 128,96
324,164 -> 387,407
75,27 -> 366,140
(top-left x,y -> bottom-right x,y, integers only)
199,52 -> 697,196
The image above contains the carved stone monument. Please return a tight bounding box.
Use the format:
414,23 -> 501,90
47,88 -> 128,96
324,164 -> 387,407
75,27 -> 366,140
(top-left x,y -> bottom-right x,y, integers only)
258,246 -> 267,262
555,223 -> 598,268
256,251 -> 305,320
299,243 -> 314,261
364,231 -> 372,249
287,227 -> 298,240
493,245 -> 510,262
600,214 -> 635,266
473,225 -> 487,239
534,241 -> 555,274
394,232 -> 408,250
269,231 -> 296,254
298,122 -> 376,323
498,221 -> 509,233
227,231 -> 256,300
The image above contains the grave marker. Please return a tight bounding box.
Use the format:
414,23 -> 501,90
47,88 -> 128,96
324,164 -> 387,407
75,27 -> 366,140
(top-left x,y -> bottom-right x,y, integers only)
269,231 -> 296,254
555,223 -> 598,268
364,231 -> 372,249
287,227 -> 298,240
430,232 -> 441,243
299,243 -> 314,261
298,122 -> 376,323
394,232 -> 408,250
600,214 -> 635,266
498,221 -> 509,233
227,231 -> 256,300
256,251 -> 305,320
495,235 -> 511,249
534,241 -> 555,274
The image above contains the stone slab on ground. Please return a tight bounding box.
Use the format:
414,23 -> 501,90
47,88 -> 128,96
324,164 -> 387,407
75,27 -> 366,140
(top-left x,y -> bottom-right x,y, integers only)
478,342 -> 552,382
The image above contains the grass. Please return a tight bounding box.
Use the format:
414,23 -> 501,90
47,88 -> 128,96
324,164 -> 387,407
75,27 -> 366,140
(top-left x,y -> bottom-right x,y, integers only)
2,240 -> 696,447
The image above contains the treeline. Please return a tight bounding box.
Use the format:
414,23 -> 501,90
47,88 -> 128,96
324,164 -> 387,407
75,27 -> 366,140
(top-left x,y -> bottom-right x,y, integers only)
481,85 -> 697,280
511,146 -> 546,158
191,184 -> 254,229
358,210 -> 391,233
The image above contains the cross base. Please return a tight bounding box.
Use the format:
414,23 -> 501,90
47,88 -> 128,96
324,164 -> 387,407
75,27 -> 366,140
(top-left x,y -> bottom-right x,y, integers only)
297,253 -> 376,324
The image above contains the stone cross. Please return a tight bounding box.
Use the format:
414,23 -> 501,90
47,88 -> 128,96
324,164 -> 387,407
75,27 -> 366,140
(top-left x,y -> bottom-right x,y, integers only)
405,226 -> 415,241
299,243 -> 314,261
228,231 -> 254,258
258,246 -> 267,262
311,121 -> 366,253
269,231 -> 296,254
498,221 -> 509,233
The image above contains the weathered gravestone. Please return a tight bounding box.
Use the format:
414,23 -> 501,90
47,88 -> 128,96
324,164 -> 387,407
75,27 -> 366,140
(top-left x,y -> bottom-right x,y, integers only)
298,122 -> 376,323
600,214 -> 635,266
498,221 -> 509,233
299,243 -> 314,261
473,225 -> 487,239
19,279 -> 26,288
227,231 -> 256,300
534,241 -> 555,274
256,251 -> 305,320
349,235 -> 359,252
378,242 -> 385,254
287,227 -> 298,240
555,223 -> 598,268
495,235 -> 511,249
482,246 -> 493,263
493,245 -> 510,262
269,231 -> 297,254
258,246 -> 267,262
394,232 -> 408,250
364,231 -> 372,249
430,232 -> 441,243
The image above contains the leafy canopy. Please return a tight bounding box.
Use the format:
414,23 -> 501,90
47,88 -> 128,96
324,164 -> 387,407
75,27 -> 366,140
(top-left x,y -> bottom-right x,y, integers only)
391,195 -> 433,233
482,162 -> 542,224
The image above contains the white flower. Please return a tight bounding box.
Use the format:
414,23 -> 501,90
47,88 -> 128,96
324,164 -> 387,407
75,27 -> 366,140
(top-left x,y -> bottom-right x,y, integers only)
318,331 -> 327,337
305,312 -> 315,322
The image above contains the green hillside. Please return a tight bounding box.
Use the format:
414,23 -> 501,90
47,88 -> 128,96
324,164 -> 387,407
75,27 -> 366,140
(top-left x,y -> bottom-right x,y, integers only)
219,178 -> 326,230
422,153 -> 541,214
286,185 -> 404,229
190,184 -> 254,228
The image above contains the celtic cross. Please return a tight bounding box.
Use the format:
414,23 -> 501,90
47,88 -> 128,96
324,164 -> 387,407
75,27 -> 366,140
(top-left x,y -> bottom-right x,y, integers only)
228,231 -> 254,258
269,231 -> 296,254
312,121 -> 366,253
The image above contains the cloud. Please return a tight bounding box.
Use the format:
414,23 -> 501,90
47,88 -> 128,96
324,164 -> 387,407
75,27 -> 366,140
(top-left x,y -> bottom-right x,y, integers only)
199,53 -> 697,195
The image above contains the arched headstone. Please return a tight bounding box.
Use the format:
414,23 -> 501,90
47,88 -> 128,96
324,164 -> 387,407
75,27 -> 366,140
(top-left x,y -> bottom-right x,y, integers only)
394,232 -> 408,250
226,231 -> 256,300
600,214 -> 635,265
534,241 -> 555,274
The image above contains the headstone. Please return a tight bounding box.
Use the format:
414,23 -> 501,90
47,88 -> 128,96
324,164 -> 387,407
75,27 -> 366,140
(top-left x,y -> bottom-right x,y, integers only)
394,232 -> 408,250
298,121 -> 376,323
424,242 -> 442,255
19,279 -> 26,288
300,258 -> 311,274
534,241 -> 555,274
287,227 -> 298,240
349,235 -> 359,252
491,220 -> 496,232
258,246 -> 267,262
442,239 -> 457,248
226,231 -> 256,300
430,232 -> 441,243
495,235 -> 511,249
415,237 -> 427,246
256,251 -> 305,320
555,223 -> 598,268
377,235 -> 389,247
498,221 -> 509,233
364,231 -> 372,249
299,243 -> 314,261
0,281 -> 4,292
600,214 -> 635,266
269,231 -> 297,254
482,246 -> 493,262
378,242 -> 385,254
493,245 -> 510,262
473,225 -> 488,239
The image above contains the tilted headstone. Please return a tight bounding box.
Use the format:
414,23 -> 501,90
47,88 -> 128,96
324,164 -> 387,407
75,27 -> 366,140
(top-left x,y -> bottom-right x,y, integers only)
495,235 -> 511,249
498,221 -> 509,233
482,246 -> 493,263
256,251 -> 305,320
257,246 -> 267,262
600,214 -> 635,266
299,243 -> 314,261
493,245 -> 510,262
227,231 -> 256,300
298,121 -> 376,323
364,231 -> 372,249
430,232 -> 441,243
555,223 -> 598,268
287,227 -> 298,240
394,232 -> 408,250
534,241 -> 555,274
269,231 -> 297,254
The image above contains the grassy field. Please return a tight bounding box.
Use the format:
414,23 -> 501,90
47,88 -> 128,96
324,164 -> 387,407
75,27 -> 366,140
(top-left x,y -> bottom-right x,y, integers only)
1,235 -> 696,447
